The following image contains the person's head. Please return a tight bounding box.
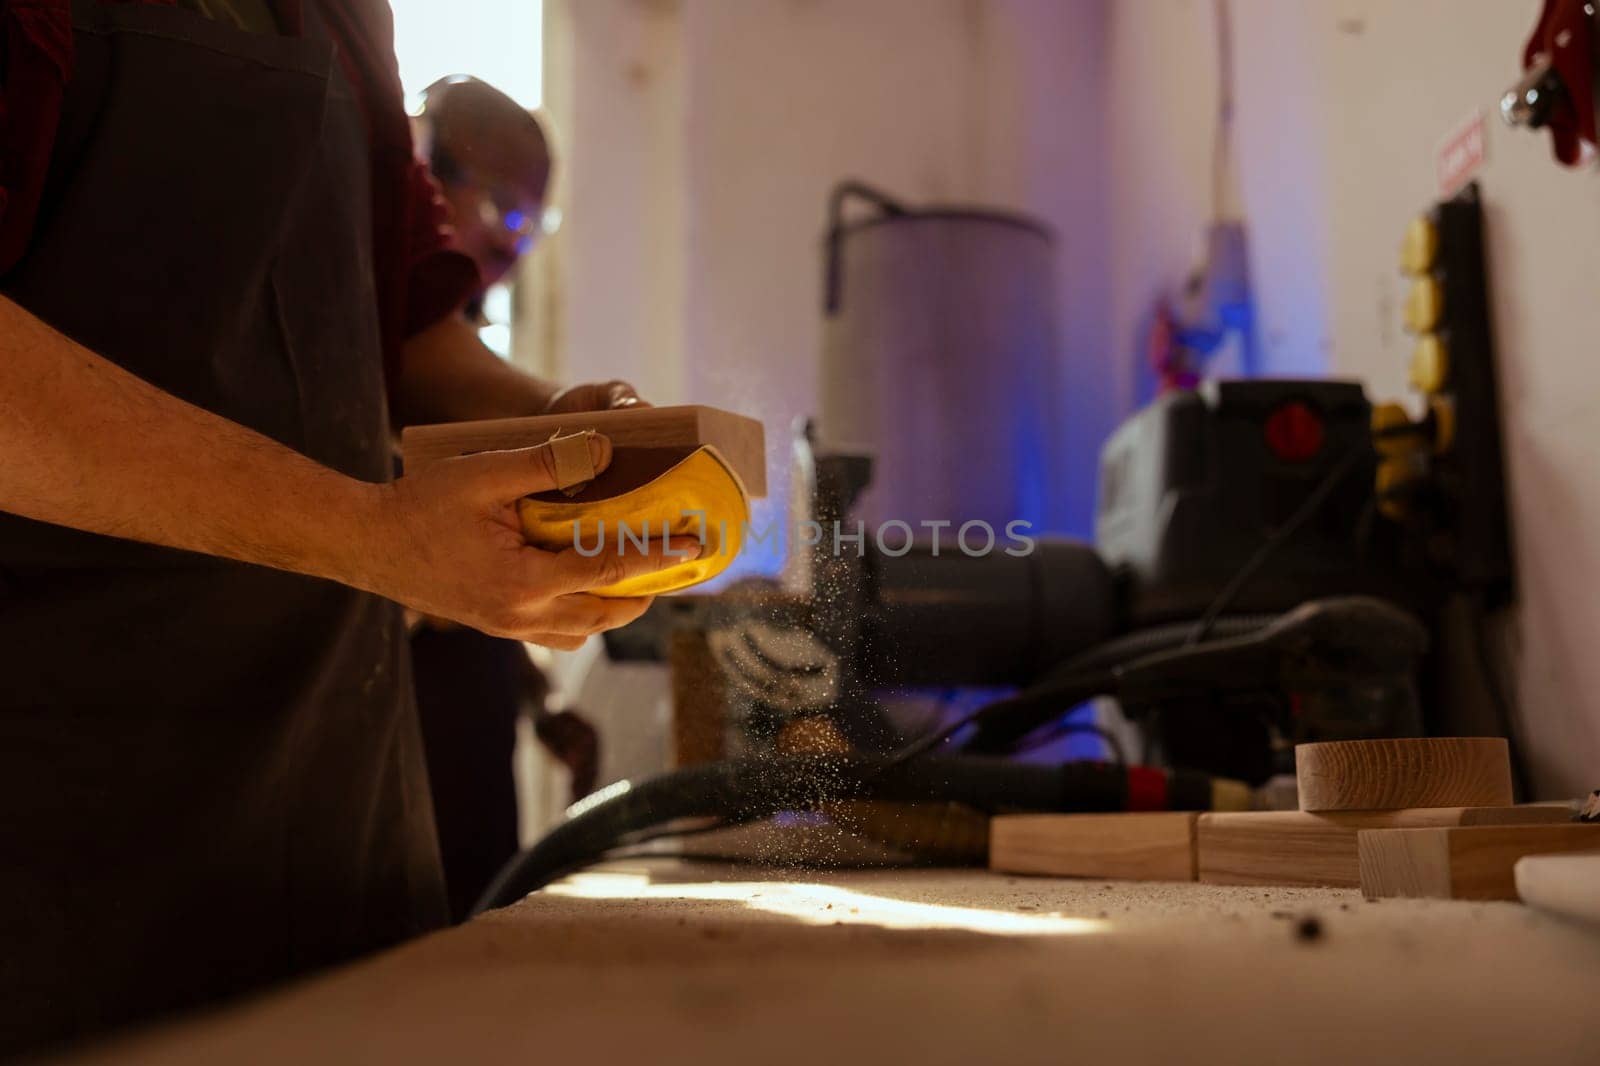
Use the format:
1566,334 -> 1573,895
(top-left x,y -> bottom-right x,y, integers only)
415,76 -> 553,288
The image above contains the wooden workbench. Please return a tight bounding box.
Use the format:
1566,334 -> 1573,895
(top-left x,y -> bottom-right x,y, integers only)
62,858 -> 1600,1065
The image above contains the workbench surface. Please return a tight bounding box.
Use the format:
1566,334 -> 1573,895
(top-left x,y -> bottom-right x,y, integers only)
66,858 -> 1600,1065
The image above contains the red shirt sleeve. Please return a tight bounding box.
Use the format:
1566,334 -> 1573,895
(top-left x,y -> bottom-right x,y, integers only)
399,154 -> 480,337
0,0 -> 73,276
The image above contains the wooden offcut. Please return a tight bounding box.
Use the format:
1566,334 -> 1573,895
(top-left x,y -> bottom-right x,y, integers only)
989,812 -> 1198,881
1295,737 -> 1512,812
667,629 -> 727,767
400,404 -> 768,497
1358,824 -> 1600,900
1197,806 -> 1570,888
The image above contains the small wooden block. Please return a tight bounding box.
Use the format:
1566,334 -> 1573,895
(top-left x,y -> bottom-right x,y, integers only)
400,404 -> 768,497
1198,806 -> 1570,888
668,629 -> 726,767
989,813 -> 1197,881
1358,824 -> 1600,900
1296,737 -> 1512,812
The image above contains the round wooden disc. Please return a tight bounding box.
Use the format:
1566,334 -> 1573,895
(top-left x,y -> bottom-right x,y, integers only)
1296,737 -> 1512,812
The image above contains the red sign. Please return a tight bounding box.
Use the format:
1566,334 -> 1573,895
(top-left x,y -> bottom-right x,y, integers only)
1437,111 -> 1487,197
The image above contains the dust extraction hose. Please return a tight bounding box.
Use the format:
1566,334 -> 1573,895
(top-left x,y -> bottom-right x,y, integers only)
472,753 -> 1229,915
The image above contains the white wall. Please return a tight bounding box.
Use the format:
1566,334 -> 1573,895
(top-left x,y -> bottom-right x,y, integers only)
1314,0 -> 1600,799
973,0 -> 1115,533
1106,0 -> 1600,797
529,0 -> 687,405
538,0 -> 1600,797
1106,0 -> 1334,391
541,0 -> 1115,565
678,0 -> 990,566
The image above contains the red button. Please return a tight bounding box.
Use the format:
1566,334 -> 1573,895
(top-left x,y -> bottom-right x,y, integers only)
1264,401 -> 1325,462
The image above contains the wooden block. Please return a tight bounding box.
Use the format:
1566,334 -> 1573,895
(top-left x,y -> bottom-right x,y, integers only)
1296,737 -> 1512,811
1198,806 -> 1570,888
1358,824 -> 1600,900
667,629 -> 727,767
989,813 -> 1197,881
1515,852 -> 1600,924
400,404 -> 768,497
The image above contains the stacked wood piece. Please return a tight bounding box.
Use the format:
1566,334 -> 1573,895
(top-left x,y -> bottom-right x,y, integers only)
1359,823 -> 1600,900
1204,737 -> 1562,890
988,738 -> 1593,898
1324,738 -> 1599,900
1198,806 -> 1566,889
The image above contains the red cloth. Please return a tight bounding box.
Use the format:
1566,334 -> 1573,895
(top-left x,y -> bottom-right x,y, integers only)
0,0 -> 479,377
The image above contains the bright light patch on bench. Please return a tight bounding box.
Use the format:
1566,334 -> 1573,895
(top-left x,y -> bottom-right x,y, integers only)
543,871 -> 1106,936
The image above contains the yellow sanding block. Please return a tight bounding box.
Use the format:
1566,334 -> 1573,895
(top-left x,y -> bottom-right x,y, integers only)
399,405 -> 764,596
519,444 -> 749,597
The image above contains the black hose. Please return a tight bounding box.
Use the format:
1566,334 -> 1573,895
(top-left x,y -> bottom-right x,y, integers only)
949,669 -> 1113,755
1043,615 -> 1277,677
954,617 -> 1278,756
472,753 -> 1216,914
823,180 -> 908,314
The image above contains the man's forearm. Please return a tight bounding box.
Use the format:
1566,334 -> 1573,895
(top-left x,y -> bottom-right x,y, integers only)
0,295 -> 383,586
0,298 -> 686,646
392,313 -> 561,427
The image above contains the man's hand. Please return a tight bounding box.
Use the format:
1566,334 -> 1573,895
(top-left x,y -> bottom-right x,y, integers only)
543,379 -> 645,415
360,432 -> 697,650
0,296 -> 677,650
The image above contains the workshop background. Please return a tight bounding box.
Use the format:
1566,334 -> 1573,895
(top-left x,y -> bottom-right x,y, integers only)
19,1 -> 1598,1058
421,0 -> 1600,806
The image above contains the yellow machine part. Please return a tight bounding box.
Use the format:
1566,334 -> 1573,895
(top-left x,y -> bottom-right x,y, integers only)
518,445 -> 750,597
1372,401 -> 1424,457
1409,333 -> 1450,393
1403,275 -> 1444,333
1399,215 -> 1438,276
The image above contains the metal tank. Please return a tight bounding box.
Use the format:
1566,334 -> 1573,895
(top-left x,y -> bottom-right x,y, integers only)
816,181 -> 1061,536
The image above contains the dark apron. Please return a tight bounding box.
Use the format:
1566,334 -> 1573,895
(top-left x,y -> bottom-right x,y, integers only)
0,1 -> 446,1052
